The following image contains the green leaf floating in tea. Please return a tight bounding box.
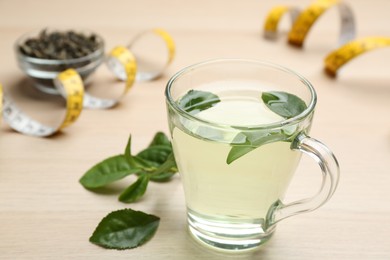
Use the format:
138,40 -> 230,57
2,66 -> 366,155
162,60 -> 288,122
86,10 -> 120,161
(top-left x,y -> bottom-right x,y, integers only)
226,131 -> 289,165
226,91 -> 307,164
261,91 -> 307,119
175,89 -> 307,164
178,89 -> 220,114
89,208 -> 160,250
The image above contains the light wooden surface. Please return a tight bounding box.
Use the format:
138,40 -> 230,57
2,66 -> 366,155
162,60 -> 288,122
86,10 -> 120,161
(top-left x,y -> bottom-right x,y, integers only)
1,0 -> 390,259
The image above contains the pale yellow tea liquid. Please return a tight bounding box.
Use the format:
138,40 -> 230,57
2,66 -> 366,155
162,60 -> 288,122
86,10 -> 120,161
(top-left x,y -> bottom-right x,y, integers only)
171,84 -> 302,250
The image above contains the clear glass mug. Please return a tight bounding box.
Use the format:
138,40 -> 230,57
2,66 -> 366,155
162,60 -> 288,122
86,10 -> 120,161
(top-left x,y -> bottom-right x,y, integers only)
165,59 -> 340,252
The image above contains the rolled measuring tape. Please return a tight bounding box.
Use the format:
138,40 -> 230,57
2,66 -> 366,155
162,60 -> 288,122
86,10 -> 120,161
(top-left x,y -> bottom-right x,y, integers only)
1,69 -> 84,137
264,0 -> 356,47
84,46 -> 137,109
263,6 -> 301,39
107,28 -> 175,82
324,36 -> 390,77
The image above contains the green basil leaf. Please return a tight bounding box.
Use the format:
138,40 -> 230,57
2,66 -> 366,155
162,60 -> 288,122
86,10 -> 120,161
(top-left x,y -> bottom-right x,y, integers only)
227,131 -> 288,164
150,153 -> 177,175
148,153 -> 177,182
261,91 -> 307,119
225,91 -> 306,164
124,134 -> 150,169
79,155 -> 140,189
137,145 -> 172,165
89,208 -> 159,249
178,89 -> 220,114
148,171 -> 176,182
134,150 -> 178,182
124,134 -> 137,166
119,175 -> 150,203
148,132 -> 171,147
133,155 -> 160,168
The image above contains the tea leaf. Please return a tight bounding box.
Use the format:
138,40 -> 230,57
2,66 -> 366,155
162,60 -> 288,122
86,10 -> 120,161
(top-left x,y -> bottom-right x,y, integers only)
148,153 -> 177,182
125,133 -> 175,173
261,91 -> 307,119
137,145 -> 172,165
124,135 -> 142,168
79,155 -> 140,189
227,131 -> 287,164
82,133 -> 177,250
148,171 -> 176,183
119,175 -> 150,203
89,208 -> 160,249
136,132 -> 177,182
148,132 -> 171,147
178,89 -> 220,114
135,151 -> 177,182
226,91 -> 307,164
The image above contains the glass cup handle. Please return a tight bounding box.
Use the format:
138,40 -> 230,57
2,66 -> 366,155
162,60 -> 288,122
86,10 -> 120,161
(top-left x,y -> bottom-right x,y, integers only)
265,132 -> 340,229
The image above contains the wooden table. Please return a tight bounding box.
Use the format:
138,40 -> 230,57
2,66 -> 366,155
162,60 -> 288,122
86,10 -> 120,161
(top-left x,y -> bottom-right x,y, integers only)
1,0 -> 389,259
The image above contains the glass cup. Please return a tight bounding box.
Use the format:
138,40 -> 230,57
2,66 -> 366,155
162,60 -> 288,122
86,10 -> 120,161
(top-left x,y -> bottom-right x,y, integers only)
165,59 -> 340,252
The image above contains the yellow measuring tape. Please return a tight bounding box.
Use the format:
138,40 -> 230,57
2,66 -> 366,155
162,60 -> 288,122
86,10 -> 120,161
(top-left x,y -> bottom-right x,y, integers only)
109,28 -> 176,82
264,0 -> 356,47
324,36 -> 390,77
1,69 -> 83,137
88,28 -> 175,108
263,6 -> 300,39
84,46 -> 137,109
154,28 -> 176,66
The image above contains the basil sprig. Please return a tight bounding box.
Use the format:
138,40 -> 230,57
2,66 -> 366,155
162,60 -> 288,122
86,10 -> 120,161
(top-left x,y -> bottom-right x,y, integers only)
80,132 -> 177,203
80,132 -> 177,250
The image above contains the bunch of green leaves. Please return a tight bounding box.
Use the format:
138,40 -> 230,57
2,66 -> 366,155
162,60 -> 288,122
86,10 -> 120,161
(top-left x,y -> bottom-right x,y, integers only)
79,132 -> 177,203
80,132 -> 177,250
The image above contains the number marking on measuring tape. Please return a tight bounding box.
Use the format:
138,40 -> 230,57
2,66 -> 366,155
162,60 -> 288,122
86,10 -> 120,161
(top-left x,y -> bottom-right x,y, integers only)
57,69 -> 85,128
324,36 -> 390,77
1,69 -> 84,137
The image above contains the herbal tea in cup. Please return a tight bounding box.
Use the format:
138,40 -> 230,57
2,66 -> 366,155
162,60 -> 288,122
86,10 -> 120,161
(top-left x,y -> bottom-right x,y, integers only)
165,59 -> 339,251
